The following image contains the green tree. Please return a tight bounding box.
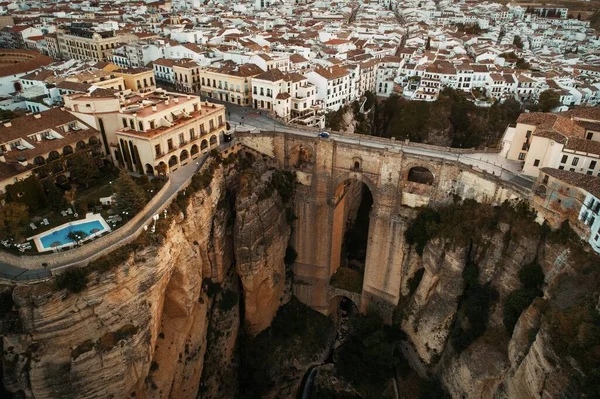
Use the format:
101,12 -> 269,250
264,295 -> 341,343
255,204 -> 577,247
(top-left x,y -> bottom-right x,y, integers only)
55,268 -> 89,293
538,90 -> 560,112
114,171 -> 146,216
513,35 -> 523,49
5,175 -> 46,211
45,181 -> 67,213
69,152 -> 99,187
0,203 -> 29,240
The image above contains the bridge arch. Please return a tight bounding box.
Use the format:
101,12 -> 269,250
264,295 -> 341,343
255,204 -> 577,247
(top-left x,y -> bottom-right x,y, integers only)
328,294 -> 359,318
330,171 -> 378,207
288,143 -> 314,169
329,177 -> 373,296
407,166 -> 435,185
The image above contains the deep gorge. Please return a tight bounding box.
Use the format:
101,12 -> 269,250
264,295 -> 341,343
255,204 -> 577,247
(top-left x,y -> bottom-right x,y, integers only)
0,149 -> 598,399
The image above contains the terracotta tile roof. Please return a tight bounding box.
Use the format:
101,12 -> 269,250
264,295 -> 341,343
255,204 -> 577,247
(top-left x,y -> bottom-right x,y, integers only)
0,108 -> 86,143
541,167 -> 600,199
289,53 -> 308,63
314,65 -> 349,80
564,137 -> 600,155
254,68 -> 285,82
152,58 -> 176,67
56,81 -> 91,92
276,92 -> 290,100
0,49 -> 53,78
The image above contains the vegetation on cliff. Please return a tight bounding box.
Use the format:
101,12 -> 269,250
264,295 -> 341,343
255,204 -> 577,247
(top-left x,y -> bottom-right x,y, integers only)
371,88 -> 521,148
404,198 -> 600,396
335,314 -> 405,397
238,297 -> 334,398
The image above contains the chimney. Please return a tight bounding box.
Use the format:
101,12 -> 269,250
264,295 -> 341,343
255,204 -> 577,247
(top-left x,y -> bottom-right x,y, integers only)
165,99 -> 170,106
3,122 -> 11,127
34,114 -> 41,119
152,104 -> 157,112
174,97 -> 179,103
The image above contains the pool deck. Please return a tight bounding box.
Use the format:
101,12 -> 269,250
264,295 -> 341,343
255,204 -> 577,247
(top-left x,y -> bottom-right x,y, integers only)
28,213 -> 112,253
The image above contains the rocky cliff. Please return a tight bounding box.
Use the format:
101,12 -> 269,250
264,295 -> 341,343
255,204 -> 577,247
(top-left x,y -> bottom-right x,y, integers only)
400,203 -> 599,398
234,167 -> 292,335
1,154 -> 296,399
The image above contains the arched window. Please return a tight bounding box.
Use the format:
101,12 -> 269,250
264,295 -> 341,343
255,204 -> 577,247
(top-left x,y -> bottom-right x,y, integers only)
407,167 -> 434,185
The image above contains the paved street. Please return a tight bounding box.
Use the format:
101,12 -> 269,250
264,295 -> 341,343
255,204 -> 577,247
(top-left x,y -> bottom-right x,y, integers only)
219,101 -> 533,190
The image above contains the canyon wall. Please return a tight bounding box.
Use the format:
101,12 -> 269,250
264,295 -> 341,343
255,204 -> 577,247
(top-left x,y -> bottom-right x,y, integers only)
400,214 -> 594,398
1,157 -> 295,399
234,167 -> 292,335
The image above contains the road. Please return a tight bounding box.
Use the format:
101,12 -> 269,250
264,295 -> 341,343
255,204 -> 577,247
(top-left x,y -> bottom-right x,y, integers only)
221,101 -> 533,190
0,153 -> 211,282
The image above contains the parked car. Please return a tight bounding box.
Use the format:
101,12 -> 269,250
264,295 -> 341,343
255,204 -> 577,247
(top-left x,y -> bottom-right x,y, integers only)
318,131 -> 330,138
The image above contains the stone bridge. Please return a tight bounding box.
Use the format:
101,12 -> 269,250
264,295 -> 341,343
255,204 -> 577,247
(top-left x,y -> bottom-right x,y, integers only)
237,131 -> 527,317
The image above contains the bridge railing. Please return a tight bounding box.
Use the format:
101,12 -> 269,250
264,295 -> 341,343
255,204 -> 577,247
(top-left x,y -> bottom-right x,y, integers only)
272,116 -> 501,154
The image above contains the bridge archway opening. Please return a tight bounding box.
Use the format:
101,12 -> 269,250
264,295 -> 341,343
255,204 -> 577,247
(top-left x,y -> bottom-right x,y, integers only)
329,179 -> 373,294
407,166 -> 434,185
328,295 -> 358,319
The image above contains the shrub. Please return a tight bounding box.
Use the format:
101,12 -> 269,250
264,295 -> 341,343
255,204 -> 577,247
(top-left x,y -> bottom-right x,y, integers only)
55,268 -> 89,293
284,247 -> 297,266
451,261 -> 499,353
218,289 -> 238,312
404,208 -> 440,255
336,314 -> 405,397
503,289 -> 537,333
503,262 -> 545,333
330,267 -> 363,293
150,361 -> 159,372
407,268 -> 425,297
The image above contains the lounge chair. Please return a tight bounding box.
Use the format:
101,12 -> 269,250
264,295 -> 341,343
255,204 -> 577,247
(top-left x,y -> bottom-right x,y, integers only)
66,209 -> 73,215
61,211 -> 67,217
30,223 -> 37,230
42,218 -> 49,226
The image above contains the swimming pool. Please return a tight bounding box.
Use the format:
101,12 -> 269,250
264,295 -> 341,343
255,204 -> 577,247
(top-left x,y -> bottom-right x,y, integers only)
36,219 -> 109,251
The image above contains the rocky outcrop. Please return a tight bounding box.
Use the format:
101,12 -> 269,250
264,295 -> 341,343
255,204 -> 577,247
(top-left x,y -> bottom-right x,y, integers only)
2,166 -> 234,399
198,268 -> 241,399
234,169 -> 292,335
402,238 -> 467,364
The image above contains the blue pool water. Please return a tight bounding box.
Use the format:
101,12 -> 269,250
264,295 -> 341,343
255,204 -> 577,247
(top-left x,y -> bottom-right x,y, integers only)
39,220 -> 106,249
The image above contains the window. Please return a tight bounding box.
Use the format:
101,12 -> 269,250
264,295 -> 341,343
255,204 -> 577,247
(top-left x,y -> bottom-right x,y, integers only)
561,155 -> 568,163
190,128 -> 195,139
570,168 -> 575,172
155,144 -> 161,157
587,132 -> 593,140
526,130 -> 532,138
590,160 -> 597,169
543,175 -> 549,184
521,143 -> 528,151
572,157 -> 579,166
558,165 -> 564,170
179,133 -> 185,145
518,152 -> 525,160
122,118 -> 128,128
138,121 -> 143,131
168,138 -> 174,150
534,159 -> 540,167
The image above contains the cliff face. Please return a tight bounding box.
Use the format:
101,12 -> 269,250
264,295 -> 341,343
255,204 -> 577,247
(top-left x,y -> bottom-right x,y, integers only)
401,214 -> 595,399
2,156 -> 299,399
234,168 -> 292,335
3,167 -> 233,399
